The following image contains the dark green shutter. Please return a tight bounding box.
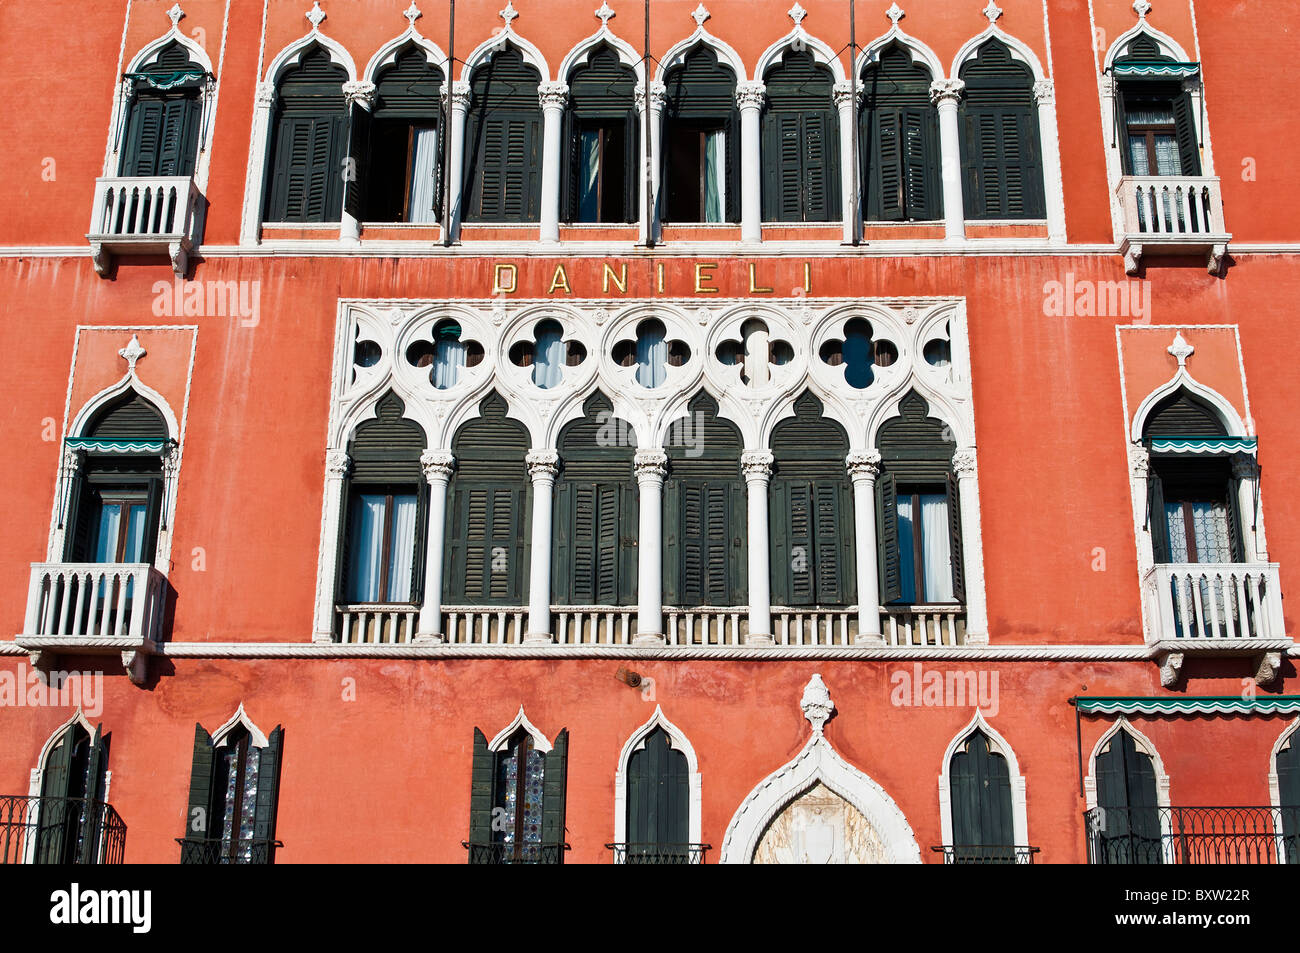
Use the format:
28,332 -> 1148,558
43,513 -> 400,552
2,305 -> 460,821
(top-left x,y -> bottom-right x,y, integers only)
1278,737 -> 1300,864
75,726 -> 107,864
37,726 -> 76,863
1096,730 -> 1162,864
784,482 -> 814,605
1148,471 -> 1169,563
959,39 -> 1045,219
663,478 -> 682,605
868,107 -> 938,219
252,726 -> 283,860
877,472 -> 902,603
122,93 -> 200,177
870,109 -> 904,220
945,472 -> 966,601
761,48 -> 838,222
123,99 -> 165,176
1224,476 -> 1244,563
183,724 -> 215,855
465,46 -> 542,223
468,728 -> 494,856
268,114 -> 347,222
950,731 -> 1014,855
813,482 -> 844,604
627,728 -> 689,852
1172,91 -> 1201,176
344,101 -> 371,225
542,729 -> 568,857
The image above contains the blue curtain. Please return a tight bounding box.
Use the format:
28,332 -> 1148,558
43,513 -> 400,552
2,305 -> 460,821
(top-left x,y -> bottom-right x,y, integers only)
386,494 -> 418,602
346,495 -> 386,602
704,130 -> 725,223
533,322 -> 565,389
895,493 -> 954,603
432,338 -> 465,389
636,325 -> 667,388
579,129 -> 601,222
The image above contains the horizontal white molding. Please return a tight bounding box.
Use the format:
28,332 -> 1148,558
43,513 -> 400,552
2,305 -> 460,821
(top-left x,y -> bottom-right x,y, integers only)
4,638 -> 1295,661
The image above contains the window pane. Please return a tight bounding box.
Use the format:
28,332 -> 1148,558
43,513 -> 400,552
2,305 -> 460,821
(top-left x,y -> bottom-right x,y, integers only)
919,493 -> 954,602
494,739 -> 546,861
386,494 -> 418,602
93,504 -> 123,563
1153,134 -> 1180,176
407,127 -> 439,224
1126,135 -> 1150,176
122,504 -> 148,563
704,130 -> 725,223
579,128 -> 601,222
1189,500 -> 1232,563
896,495 -> 916,604
1126,105 -> 1175,126
346,494 -> 387,602
1164,502 -> 1190,562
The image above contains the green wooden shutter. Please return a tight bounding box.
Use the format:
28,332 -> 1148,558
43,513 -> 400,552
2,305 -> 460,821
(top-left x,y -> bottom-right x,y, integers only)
1278,737 -> 1300,863
724,110 -> 740,223
764,111 -> 804,222
786,482 -> 815,605
870,109 -> 904,221
542,729 -> 569,859
37,727 -> 76,863
122,99 -> 165,177
468,728 -> 494,857
596,483 -> 619,604
343,101 -> 371,226
619,483 -> 638,603
157,97 -> 198,176
813,481 -> 845,605
552,481 -> 573,602
252,726 -> 284,861
571,483 -> 595,603
706,483 -> 732,605
627,728 -> 689,852
183,724 -> 215,856
946,472 -> 966,602
65,477 -> 95,562
268,114 -> 347,222
803,111 -> 832,221
1225,476 -> 1245,563
950,731 -> 1015,855
876,472 -> 902,603
769,480 -> 789,604
1096,731 -> 1162,864
902,108 -> 937,220
663,478 -> 682,605
1172,91 -> 1201,176
75,726 -> 108,864
682,483 -> 705,604
1147,471 -> 1169,563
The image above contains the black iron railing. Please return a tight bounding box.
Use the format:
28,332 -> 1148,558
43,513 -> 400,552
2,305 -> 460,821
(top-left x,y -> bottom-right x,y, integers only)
176,837 -> 281,864
463,841 -> 569,864
931,845 -> 1039,864
0,795 -> 126,864
605,843 -> 711,864
1084,806 -> 1300,864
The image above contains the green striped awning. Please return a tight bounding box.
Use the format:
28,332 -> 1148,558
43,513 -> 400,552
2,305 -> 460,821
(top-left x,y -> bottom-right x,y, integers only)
65,436 -> 167,455
1076,696 -> 1300,716
1149,436 -> 1257,455
1111,60 -> 1200,79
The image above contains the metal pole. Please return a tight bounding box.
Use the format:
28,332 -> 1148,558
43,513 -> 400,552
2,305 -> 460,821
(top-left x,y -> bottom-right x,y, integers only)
849,0 -> 859,245
644,0 -> 654,248
442,0 -> 455,245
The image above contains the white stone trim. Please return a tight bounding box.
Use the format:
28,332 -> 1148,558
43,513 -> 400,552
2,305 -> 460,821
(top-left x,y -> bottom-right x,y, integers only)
857,21 -> 946,80
937,710 -> 1028,848
1127,364 -> 1248,440
361,21 -> 448,85
209,701 -> 269,748
488,705 -> 552,753
653,16 -> 746,84
612,706 -> 702,850
1268,717 -> 1299,862
556,13 -> 645,86
459,24 -> 550,83
754,20 -> 847,82
1102,19 -> 1191,70
36,708 -> 98,772
950,20 -> 1047,81
1083,716 -> 1172,810
720,675 -> 922,863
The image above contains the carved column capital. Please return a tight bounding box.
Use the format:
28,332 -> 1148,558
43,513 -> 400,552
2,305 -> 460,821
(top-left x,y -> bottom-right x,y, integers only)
538,81 -> 569,110
634,448 -> 669,480
741,450 -> 774,480
255,81 -> 277,108
526,450 -> 560,479
952,447 -> 978,476
1128,445 -> 1151,478
735,81 -> 767,111
342,80 -> 377,109
1032,78 -> 1055,105
845,450 -> 882,480
325,450 -> 351,478
635,81 -> 667,111
161,441 -> 182,478
421,450 -> 455,483
1230,452 -> 1259,481
60,447 -> 84,477
445,81 -> 472,111
929,78 -> 965,106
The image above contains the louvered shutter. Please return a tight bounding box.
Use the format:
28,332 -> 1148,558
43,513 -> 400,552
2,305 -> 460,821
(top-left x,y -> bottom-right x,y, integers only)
764,111 -> 803,221
74,725 -> 107,864
902,108 -> 937,220
65,477 -> 96,562
542,729 -> 569,860
682,483 -> 705,605
596,483 -> 619,604
562,111 -> 582,221
946,472 -> 966,602
813,482 -> 844,605
572,484 -> 595,603
253,726 -> 284,862
268,114 -> 346,222
343,101 -> 371,225
785,482 -> 815,605
183,724 -> 215,857
663,478 -> 682,605
1147,471 -> 1169,563
723,110 -> 740,224
552,481 -> 573,602
1172,91 -> 1201,176
1224,476 -> 1245,563
157,97 -> 198,176
871,109 -> 904,221
468,728 -> 494,859
1278,738 -> 1300,864
619,483 -> 638,603
962,102 -> 1043,218
876,472 -> 902,603
122,99 -> 165,176
803,111 -> 832,221
706,483 -> 732,605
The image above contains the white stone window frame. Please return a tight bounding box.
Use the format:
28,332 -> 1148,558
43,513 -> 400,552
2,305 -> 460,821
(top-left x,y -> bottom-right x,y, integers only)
1094,17 -> 1217,244
937,710 -> 1029,851
103,15 -> 221,191
488,705 -> 553,753
1083,716 -> 1174,861
26,709 -> 112,865
612,706 -> 702,857
1268,717 -> 1300,864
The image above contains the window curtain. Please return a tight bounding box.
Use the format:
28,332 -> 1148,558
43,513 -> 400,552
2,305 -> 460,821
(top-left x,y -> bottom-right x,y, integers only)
896,496 -> 916,603
704,130 -> 725,223
432,337 -> 466,389
579,129 -> 601,222
1165,500 -> 1235,634
386,494 -> 418,602
532,324 -> 565,389
636,325 -> 667,388
93,505 -> 122,563
407,127 -> 440,224
346,495 -> 386,602
919,493 -> 954,602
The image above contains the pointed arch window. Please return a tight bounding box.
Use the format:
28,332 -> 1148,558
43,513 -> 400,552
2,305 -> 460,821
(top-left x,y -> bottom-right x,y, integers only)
565,44 -> 638,223
1112,35 -> 1200,178
360,45 -> 445,222
465,46 -> 542,223
860,44 -> 940,222
946,730 -> 1017,863
33,721 -> 113,864
761,48 -> 839,222
1276,727 -> 1300,864
120,41 -> 207,179
622,728 -> 692,862
180,719 -> 284,864
264,45 -> 349,223
662,45 -> 739,224
467,723 -> 569,864
1092,728 -> 1163,864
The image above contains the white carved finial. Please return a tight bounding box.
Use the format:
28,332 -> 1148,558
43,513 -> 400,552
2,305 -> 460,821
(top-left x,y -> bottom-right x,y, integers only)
596,1 -> 615,26
1133,0 -> 1152,20
118,334 -> 147,373
691,3 -> 711,28
166,3 -> 185,28
788,3 -> 807,26
403,2 -> 422,27
1168,331 -> 1194,368
886,2 -> 904,26
983,1 -> 1002,24
500,0 -> 519,27
801,674 -> 834,735
306,1 -> 326,29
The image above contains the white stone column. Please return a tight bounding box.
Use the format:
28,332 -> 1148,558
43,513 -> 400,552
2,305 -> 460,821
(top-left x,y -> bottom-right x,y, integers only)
953,448 -> 987,643
445,81 -> 472,240
415,451 -> 455,642
1232,453 -> 1265,560
1033,79 -> 1067,243
1129,446 -> 1155,570
833,81 -> 859,244
930,79 -> 966,243
340,81 -> 377,243
636,81 -> 666,243
49,448 -> 83,562
524,450 -> 559,643
538,82 -> 569,242
157,441 -> 181,569
239,83 -> 277,245
741,451 -> 774,645
313,450 -> 351,643
846,451 -> 883,644
736,81 -> 766,242
634,449 -> 668,644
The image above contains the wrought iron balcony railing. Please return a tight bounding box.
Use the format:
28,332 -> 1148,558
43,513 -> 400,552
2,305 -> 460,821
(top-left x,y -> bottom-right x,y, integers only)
606,843 -> 711,864
463,841 -> 569,864
1084,806 -> 1300,864
0,795 -> 126,864
176,837 -> 282,864
931,845 -> 1039,864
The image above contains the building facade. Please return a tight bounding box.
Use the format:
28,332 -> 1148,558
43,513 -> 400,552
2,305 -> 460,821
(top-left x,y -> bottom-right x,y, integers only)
1,0 -> 1298,864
